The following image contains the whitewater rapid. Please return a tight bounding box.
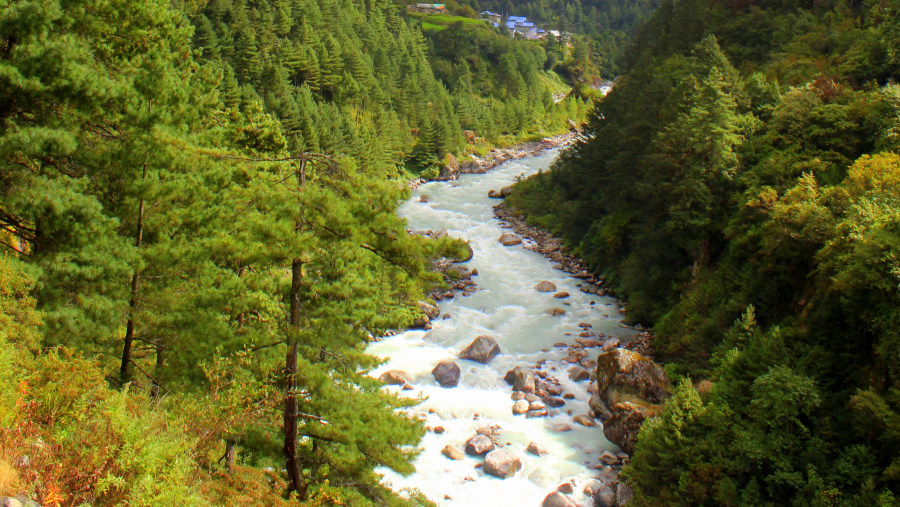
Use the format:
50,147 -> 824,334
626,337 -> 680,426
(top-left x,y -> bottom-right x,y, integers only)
368,148 -> 629,506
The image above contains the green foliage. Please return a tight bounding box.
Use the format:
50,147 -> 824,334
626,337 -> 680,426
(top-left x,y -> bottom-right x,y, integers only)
475,0 -> 660,75
1,0 -> 477,504
510,0 -> 900,502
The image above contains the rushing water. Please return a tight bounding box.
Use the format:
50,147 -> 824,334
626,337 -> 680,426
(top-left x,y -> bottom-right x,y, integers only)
368,148 -> 630,506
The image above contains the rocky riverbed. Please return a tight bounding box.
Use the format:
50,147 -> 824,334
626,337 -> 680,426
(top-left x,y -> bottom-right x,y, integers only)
372,147 -> 670,506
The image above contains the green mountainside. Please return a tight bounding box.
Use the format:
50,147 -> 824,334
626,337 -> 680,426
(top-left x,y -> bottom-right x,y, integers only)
472,0 -> 660,74
509,0 -> 900,503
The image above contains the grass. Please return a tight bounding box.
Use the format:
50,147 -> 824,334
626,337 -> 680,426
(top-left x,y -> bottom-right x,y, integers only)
408,12 -> 489,29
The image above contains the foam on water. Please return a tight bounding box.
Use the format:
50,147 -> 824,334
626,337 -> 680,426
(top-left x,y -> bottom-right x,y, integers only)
367,149 -> 628,506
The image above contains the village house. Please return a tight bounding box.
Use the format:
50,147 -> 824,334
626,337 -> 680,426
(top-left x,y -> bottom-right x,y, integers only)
479,10 -> 502,24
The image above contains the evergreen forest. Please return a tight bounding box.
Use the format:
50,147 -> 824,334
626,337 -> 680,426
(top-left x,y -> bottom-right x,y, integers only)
508,0 -> 900,503
0,0 -> 592,504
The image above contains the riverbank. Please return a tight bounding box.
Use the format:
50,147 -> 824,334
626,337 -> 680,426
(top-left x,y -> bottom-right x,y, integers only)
409,132 -> 578,189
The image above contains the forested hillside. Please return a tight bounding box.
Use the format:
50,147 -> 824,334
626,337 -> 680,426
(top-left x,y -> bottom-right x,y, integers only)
508,0 -> 900,503
474,0 -> 659,74
415,16 -> 591,143
0,0 -> 476,504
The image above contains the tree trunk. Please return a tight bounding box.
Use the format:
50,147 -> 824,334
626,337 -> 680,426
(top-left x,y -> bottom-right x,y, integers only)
150,337 -> 164,398
224,439 -> 236,474
119,166 -> 147,386
284,258 -> 307,499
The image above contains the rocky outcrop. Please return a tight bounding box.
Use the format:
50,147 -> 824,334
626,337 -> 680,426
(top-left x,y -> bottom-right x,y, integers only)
483,449 -> 522,478
603,401 -> 657,454
463,130 -> 476,144
504,366 -> 535,393
595,348 -> 671,407
460,336 -> 501,364
437,153 -> 459,181
499,233 -> 523,246
378,370 -> 410,386
594,348 -> 671,453
432,360 -> 461,387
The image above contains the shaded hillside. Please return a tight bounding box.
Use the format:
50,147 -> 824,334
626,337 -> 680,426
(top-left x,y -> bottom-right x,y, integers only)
508,0 -> 900,502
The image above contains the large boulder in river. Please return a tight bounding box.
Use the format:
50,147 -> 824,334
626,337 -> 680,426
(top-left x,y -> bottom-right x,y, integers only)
460,336 -> 501,364
499,186 -> 514,197
465,434 -> 496,456
483,449 -> 522,478
595,348 -> 671,407
595,349 -> 671,454
535,280 -> 557,292
499,233 -> 523,246
432,360 -> 461,387
504,366 -> 535,393
378,370 -> 410,386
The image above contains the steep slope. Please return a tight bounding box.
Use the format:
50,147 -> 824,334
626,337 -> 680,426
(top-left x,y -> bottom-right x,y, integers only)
508,0 -> 900,502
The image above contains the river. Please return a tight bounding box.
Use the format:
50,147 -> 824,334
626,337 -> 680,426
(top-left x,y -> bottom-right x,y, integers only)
368,148 -> 630,506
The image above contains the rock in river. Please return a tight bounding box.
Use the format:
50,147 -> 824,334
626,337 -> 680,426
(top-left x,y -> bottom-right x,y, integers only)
526,441 -> 549,456
504,366 -> 535,393
442,445 -> 465,460
432,360 -> 461,387
499,233 -> 523,246
460,335 -> 501,364
379,370 -> 410,386
535,280 -> 557,292
465,435 -> 495,456
542,491 -> 577,507
483,449 -> 522,479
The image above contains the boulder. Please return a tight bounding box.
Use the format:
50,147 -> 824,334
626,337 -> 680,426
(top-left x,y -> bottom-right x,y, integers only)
442,445 -> 465,460
460,335 -> 501,364
499,233 -> 523,246
557,482 -> 575,494
526,441 -> 549,456
465,435 -> 496,456
599,450 -> 618,466
603,402 -> 653,454
553,291 -> 570,299
504,366 -> 535,393
568,366 -> 590,382
432,360 -> 461,387
463,129 -> 476,144
378,370 -> 410,386
617,482 -> 634,505
488,189 -> 502,198
535,280 -> 557,292
418,301 -> 440,320
545,308 -> 566,317
573,414 -> 595,427
596,348 -> 671,407
542,491 -> 578,507
529,399 -> 546,410
437,164 -> 459,181
601,339 -> 620,352
499,186 -> 514,197
483,449 -> 522,478
589,394 -> 613,420
592,484 -> 616,507
512,400 -> 530,414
